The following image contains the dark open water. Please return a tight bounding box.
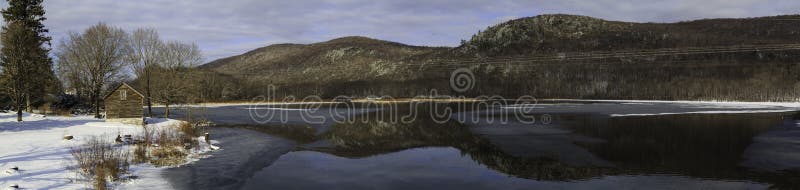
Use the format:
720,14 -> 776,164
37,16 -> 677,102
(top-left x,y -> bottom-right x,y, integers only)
154,101 -> 800,190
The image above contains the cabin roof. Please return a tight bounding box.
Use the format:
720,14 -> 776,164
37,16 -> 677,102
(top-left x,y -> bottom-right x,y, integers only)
103,82 -> 144,100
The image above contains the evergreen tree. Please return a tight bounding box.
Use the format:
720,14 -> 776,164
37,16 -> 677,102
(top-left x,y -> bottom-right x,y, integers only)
0,22 -> 40,121
1,0 -> 58,113
2,0 -> 49,43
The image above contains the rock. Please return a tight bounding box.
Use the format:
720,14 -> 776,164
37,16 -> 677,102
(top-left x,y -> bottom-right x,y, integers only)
124,135 -> 133,143
115,135 -> 123,143
5,166 -> 20,175
8,184 -> 19,189
63,135 -> 73,140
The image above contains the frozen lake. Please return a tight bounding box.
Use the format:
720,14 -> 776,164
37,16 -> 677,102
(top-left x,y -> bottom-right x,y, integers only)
152,101 -> 800,190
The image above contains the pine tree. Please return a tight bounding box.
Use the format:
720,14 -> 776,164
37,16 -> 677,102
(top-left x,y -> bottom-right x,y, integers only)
1,22 -> 40,121
2,0 -> 49,42
1,0 -> 57,114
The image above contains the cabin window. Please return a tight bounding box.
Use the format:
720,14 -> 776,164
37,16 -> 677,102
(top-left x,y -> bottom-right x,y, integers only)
120,90 -> 127,100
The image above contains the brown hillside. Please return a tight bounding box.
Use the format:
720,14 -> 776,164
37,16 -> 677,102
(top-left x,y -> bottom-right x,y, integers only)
198,14 -> 800,101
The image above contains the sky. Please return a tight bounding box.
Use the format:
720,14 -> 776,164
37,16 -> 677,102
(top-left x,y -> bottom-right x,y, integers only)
3,0 -> 800,62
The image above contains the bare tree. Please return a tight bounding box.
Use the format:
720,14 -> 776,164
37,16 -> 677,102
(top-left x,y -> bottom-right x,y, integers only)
127,28 -> 161,117
55,52 -> 88,98
0,21 -> 39,122
152,41 -> 202,118
55,23 -> 129,118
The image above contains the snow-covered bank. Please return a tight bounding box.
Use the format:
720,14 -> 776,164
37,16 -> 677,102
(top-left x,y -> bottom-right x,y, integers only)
609,109 -> 799,117
0,112 -> 217,189
547,99 -> 800,108
242,107 -> 312,111
520,99 -> 800,117
152,102 -> 338,108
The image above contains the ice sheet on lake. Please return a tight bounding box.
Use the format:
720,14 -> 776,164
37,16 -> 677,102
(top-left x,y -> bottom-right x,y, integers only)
740,121 -> 800,172
610,109 -> 798,117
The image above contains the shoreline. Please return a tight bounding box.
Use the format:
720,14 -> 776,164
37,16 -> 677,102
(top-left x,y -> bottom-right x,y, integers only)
0,113 -> 218,189
150,98 -> 800,109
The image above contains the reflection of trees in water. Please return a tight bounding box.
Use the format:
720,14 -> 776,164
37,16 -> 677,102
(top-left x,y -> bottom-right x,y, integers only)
239,108 -> 799,188
233,125 -> 318,143
322,108 -> 614,181
457,138 -> 614,181
564,113 -> 800,188
567,114 -> 779,172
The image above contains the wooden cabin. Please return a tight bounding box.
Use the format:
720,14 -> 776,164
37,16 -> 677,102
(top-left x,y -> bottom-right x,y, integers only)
104,82 -> 145,125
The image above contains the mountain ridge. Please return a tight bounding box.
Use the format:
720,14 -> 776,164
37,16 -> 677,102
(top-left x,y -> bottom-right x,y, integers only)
196,14 -> 800,101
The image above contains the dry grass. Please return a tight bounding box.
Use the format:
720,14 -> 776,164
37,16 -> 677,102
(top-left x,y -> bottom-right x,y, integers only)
132,125 -> 155,164
133,121 -> 203,167
133,144 -> 148,164
150,126 -> 190,167
148,146 -> 187,167
94,166 -> 107,190
69,119 -> 211,189
178,121 -> 201,140
69,119 -> 212,189
69,137 -> 130,190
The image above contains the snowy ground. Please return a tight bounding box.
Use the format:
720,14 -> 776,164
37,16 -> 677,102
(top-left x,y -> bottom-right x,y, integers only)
152,101 -> 338,108
546,99 -> 800,107
0,112 -> 217,190
503,99 -> 800,117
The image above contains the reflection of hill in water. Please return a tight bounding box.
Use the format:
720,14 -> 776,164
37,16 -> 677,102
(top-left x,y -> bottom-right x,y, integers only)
563,113 -> 800,188
321,110 -> 612,181
243,106 -> 799,188
568,114 -> 781,173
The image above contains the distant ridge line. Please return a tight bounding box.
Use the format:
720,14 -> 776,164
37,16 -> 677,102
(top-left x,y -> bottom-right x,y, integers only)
423,43 -> 800,65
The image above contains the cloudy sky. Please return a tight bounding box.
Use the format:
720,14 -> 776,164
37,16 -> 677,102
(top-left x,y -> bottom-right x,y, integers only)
3,0 -> 799,62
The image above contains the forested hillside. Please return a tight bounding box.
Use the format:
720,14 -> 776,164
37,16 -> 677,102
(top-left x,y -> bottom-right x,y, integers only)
199,14 -> 800,101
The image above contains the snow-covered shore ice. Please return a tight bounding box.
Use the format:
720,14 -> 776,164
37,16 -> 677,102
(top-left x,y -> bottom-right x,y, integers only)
0,112 -> 218,189
504,99 -> 800,117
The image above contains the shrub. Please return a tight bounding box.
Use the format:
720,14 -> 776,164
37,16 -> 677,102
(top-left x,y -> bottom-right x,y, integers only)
69,137 -> 130,189
133,143 -> 148,164
179,121 -> 200,138
70,121 -> 210,188
134,122 -> 201,167
94,166 -> 107,190
133,125 -> 156,164
149,145 -> 187,167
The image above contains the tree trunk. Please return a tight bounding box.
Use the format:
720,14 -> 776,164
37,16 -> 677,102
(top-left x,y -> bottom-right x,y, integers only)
164,102 -> 170,118
25,94 -> 31,113
146,69 -> 152,117
94,92 -> 101,119
16,102 -> 22,122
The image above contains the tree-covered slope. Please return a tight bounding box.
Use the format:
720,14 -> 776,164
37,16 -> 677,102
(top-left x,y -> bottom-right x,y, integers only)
199,14 -> 800,101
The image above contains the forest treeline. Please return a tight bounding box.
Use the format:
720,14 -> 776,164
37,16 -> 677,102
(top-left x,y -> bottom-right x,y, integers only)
4,12 -> 800,120
207,47 -> 800,102
200,14 -> 800,102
